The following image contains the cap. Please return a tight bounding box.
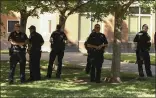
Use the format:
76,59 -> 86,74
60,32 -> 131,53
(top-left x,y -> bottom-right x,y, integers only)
28,25 -> 36,30
14,23 -> 20,27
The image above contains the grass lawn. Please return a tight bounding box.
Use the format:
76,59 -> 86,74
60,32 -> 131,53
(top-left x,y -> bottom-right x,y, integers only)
104,53 -> 155,65
0,61 -> 155,97
0,50 -> 9,54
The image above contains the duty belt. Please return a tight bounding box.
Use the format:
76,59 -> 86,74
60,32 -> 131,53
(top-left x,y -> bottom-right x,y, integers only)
13,50 -> 20,52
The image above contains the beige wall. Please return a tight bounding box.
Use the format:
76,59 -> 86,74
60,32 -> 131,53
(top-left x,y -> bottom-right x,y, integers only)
65,14 -> 79,45
1,13 -> 20,40
1,11 -> 155,51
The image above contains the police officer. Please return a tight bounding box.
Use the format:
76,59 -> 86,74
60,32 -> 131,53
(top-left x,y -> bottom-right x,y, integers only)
134,24 -> 153,77
86,24 -> 108,83
27,25 -> 44,81
8,23 -> 28,84
84,29 -> 95,74
46,24 -> 67,79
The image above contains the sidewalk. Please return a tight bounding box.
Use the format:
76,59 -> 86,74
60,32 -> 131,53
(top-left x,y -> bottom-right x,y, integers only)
1,52 -> 155,75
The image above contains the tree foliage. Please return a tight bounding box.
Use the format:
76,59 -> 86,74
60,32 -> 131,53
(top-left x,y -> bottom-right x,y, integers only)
1,0 -> 47,32
40,0 -> 93,29
42,0 -> 92,16
1,0 -> 46,17
139,0 -> 156,12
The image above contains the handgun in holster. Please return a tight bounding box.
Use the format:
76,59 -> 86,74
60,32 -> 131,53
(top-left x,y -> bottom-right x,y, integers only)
9,48 -> 13,56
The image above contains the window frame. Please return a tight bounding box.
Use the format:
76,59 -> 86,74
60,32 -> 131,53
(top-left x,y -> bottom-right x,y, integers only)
78,13 -> 104,42
79,14 -> 92,42
48,20 -> 52,33
128,6 -> 152,42
7,19 -> 20,33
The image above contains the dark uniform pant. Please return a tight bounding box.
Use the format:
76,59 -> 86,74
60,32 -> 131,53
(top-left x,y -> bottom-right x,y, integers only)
90,54 -> 104,82
47,49 -> 64,77
9,51 -> 26,82
85,53 -> 91,74
29,50 -> 41,80
136,50 -> 152,77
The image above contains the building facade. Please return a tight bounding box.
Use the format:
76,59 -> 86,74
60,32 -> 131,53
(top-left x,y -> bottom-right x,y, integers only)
1,5 -> 155,53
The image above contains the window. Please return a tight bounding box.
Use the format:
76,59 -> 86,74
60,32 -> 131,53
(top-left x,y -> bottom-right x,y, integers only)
128,16 -> 139,42
140,16 -> 150,32
7,20 -> 19,33
129,7 -> 139,14
48,20 -> 52,33
128,6 -> 151,42
141,7 -> 151,14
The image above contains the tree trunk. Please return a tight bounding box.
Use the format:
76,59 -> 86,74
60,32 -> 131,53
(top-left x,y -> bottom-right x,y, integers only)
110,12 -> 122,83
54,14 -> 67,70
20,13 -> 28,33
59,15 -> 67,30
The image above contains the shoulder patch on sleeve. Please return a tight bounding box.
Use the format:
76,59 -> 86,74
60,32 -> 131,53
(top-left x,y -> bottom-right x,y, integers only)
138,33 -> 143,36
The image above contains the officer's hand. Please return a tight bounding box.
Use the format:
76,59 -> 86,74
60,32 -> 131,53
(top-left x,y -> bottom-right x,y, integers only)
11,41 -> 17,45
147,41 -> 151,43
97,45 -> 103,50
96,46 -> 102,50
18,42 -> 25,46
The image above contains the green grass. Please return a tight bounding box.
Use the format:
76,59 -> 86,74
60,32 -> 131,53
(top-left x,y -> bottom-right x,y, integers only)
104,53 -> 155,65
0,61 -> 155,97
0,50 -> 9,54
0,50 -> 49,54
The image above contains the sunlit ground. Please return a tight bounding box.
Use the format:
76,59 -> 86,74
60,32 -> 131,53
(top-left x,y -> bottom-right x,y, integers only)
0,61 -> 155,97
104,53 -> 155,65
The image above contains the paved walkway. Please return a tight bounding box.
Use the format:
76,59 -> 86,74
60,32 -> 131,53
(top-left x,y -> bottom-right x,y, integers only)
1,52 -> 155,75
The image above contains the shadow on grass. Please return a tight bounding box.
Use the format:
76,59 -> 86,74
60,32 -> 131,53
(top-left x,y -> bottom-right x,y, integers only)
0,61 -> 155,97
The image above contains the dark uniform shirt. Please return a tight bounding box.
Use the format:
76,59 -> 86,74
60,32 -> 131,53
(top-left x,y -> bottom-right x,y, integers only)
50,30 -> 67,50
84,30 -> 95,53
29,32 -> 44,51
86,32 -> 108,55
8,31 -> 28,50
134,31 -> 151,51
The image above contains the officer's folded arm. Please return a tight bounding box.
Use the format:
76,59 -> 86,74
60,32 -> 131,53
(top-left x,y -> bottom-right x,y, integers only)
147,41 -> 151,43
18,41 -> 27,46
87,44 -> 98,49
9,39 -> 18,45
98,43 -> 108,49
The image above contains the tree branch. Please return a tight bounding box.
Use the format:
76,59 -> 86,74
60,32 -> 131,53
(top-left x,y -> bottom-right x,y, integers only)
122,0 -> 136,12
67,0 -> 92,17
28,0 -> 43,16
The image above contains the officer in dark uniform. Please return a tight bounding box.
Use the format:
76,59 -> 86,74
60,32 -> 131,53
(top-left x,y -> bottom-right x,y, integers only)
84,29 -> 95,74
27,25 -> 44,81
134,24 -> 153,77
86,24 -> 108,83
8,23 -> 28,84
46,24 -> 67,79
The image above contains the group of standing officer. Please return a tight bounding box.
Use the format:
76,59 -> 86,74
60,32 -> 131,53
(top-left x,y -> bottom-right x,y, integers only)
8,23 -> 154,84
8,23 -> 67,84
84,24 -> 154,83
8,24 -> 44,84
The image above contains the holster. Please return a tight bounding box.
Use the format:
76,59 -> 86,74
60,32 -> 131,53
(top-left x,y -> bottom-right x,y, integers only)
9,48 -> 13,56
